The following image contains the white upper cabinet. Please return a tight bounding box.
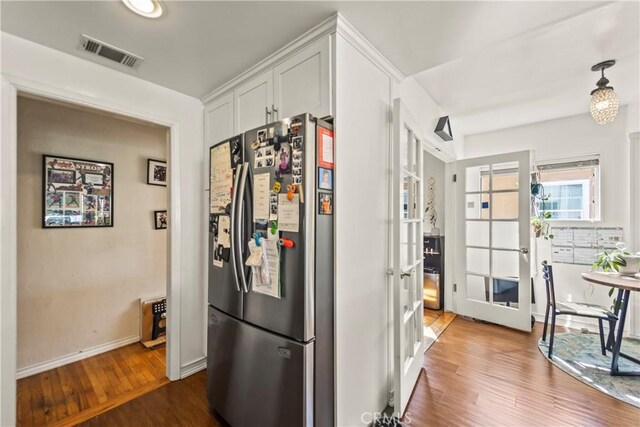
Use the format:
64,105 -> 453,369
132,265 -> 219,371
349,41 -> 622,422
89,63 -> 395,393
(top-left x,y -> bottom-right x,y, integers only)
205,34 -> 333,143
273,36 -> 331,120
205,91 -> 234,145
234,70 -> 273,133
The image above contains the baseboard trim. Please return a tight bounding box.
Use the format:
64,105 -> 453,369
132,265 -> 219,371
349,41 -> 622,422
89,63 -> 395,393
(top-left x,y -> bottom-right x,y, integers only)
532,312 -> 639,339
180,356 -> 206,379
16,335 -> 140,379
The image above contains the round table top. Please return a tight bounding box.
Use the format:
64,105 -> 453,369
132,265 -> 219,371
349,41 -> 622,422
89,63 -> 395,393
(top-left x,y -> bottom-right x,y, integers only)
581,271 -> 640,292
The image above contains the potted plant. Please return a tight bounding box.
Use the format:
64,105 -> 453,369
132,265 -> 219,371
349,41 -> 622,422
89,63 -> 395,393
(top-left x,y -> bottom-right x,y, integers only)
530,211 -> 554,240
592,243 -> 640,309
592,242 -> 640,275
592,249 -> 627,273
530,182 -> 553,240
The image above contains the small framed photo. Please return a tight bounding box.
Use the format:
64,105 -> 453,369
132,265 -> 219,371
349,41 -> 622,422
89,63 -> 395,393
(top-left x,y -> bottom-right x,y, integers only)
292,136 -> 303,151
147,159 -> 167,186
276,143 -> 291,174
318,193 -> 333,215
257,129 -> 267,144
154,210 -> 168,229
318,167 -> 333,190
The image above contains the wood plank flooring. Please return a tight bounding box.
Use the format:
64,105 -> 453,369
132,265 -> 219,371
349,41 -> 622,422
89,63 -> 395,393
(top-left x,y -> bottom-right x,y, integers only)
404,317 -> 640,426
423,309 -> 443,327
424,309 -> 457,352
79,369 -> 223,427
17,343 -> 168,427
38,319 -> 639,426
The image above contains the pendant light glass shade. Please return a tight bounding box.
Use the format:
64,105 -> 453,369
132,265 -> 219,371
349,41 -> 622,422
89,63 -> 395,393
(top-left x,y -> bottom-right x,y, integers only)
589,60 -> 618,125
590,87 -> 619,125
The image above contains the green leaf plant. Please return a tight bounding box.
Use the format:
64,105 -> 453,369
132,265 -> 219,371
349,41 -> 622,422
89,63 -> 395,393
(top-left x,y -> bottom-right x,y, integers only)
592,249 -> 628,310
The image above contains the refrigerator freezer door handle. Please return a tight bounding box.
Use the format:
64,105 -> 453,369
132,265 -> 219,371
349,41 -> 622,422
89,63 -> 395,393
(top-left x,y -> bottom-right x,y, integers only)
236,162 -> 250,293
230,163 -> 243,292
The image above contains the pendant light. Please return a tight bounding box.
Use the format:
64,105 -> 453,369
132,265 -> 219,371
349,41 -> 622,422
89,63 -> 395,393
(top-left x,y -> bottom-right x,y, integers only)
590,60 -> 619,125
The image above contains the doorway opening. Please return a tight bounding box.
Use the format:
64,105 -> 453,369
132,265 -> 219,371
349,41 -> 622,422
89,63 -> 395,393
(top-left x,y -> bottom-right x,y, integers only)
422,150 -> 456,349
15,95 -> 170,426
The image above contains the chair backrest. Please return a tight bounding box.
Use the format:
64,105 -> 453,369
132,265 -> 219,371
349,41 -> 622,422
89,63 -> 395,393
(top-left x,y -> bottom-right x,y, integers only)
541,261 -> 556,308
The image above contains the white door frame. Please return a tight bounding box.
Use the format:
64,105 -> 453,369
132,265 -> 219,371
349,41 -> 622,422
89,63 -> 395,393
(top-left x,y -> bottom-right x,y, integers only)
0,74 -> 182,425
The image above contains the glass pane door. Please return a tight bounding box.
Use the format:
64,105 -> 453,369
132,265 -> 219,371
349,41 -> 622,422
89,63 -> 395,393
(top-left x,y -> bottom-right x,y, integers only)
456,151 -> 531,331
392,99 -> 424,417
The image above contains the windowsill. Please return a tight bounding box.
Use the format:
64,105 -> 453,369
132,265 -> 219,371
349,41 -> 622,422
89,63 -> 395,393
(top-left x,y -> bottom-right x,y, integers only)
547,219 -> 602,223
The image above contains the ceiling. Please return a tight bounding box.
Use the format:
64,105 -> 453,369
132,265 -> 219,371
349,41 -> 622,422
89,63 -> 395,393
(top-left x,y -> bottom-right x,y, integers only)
413,1 -> 640,136
2,1 -> 638,135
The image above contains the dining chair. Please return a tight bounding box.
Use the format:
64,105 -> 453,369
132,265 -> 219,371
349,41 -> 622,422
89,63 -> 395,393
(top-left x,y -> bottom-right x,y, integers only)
541,261 -> 617,358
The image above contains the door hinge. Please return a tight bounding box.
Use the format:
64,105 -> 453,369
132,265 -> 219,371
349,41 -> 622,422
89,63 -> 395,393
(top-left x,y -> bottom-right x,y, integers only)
453,283 -> 457,292
452,174 -> 457,182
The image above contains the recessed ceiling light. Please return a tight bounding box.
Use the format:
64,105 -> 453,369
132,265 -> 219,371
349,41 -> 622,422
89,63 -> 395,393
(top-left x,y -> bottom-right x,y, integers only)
122,0 -> 163,18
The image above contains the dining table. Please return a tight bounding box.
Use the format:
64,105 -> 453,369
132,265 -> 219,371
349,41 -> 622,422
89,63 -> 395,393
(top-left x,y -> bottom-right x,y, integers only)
581,271 -> 640,376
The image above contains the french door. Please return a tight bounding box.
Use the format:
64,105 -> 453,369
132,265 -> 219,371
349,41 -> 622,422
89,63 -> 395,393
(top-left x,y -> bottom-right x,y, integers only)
392,99 -> 424,416
455,151 -> 532,331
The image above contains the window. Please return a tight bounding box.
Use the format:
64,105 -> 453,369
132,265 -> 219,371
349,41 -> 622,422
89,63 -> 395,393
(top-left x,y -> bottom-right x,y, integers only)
537,157 -> 600,221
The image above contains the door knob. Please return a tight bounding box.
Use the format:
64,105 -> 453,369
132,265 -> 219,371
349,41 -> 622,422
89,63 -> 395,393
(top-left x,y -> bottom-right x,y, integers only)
400,268 -> 414,279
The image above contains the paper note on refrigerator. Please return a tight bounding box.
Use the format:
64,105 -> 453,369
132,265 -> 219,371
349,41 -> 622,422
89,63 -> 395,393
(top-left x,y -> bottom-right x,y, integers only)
278,194 -> 300,232
210,143 -> 232,213
250,238 -> 280,299
253,173 -> 270,221
218,215 -> 231,248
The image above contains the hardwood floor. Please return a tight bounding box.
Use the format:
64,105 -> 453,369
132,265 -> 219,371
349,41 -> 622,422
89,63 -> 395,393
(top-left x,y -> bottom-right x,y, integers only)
404,317 -> 640,426
38,319 -> 639,426
17,343 -> 168,427
423,309 -> 443,327
79,370 -> 223,427
424,309 -> 457,352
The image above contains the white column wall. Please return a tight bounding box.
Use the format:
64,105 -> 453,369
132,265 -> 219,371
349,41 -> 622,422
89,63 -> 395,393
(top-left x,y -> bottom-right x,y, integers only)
334,33 -> 393,426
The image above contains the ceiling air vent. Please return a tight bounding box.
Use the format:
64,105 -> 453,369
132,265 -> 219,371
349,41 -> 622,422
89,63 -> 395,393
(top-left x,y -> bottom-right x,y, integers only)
78,35 -> 144,70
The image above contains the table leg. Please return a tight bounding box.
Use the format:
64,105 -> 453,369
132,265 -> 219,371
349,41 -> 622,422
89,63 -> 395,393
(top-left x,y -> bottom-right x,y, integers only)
610,289 -> 640,376
606,289 -> 624,351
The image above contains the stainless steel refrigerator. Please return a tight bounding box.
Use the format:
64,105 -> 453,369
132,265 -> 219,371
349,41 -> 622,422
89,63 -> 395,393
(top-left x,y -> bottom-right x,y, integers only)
207,114 -> 334,427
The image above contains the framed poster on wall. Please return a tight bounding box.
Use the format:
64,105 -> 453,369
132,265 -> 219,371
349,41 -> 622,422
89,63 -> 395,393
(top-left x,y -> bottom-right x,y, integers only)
43,155 -> 114,228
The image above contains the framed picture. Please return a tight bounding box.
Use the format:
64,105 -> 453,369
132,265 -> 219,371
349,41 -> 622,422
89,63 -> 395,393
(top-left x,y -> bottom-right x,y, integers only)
147,159 -> 167,186
318,167 -> 333,190
318,193 -> 333,215
43,155 -> 113,228
154,210 -> 168,229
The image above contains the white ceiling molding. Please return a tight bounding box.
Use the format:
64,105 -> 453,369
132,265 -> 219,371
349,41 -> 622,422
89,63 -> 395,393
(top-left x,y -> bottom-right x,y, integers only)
202,13 -> 405,103
335,14 -> 404,83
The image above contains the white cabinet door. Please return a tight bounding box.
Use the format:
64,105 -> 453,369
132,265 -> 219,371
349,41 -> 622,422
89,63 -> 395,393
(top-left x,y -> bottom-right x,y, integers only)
234,71 -> 273,132
205,91 -> 234,146
273,36 -> 331,120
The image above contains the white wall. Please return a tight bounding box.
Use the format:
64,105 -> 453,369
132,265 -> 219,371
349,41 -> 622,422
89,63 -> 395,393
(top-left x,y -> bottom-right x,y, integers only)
16,96 -> 167,373
396,76 -> 463,160
464,109 -> 631,331
1,32 -> 205,424
335,34 -> 392,426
